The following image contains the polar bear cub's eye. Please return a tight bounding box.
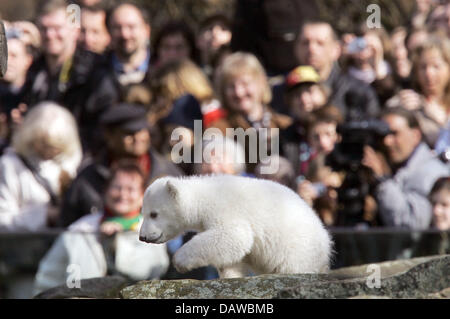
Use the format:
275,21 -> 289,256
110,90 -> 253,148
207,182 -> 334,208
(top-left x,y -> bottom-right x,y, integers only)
150,212 -> 158,219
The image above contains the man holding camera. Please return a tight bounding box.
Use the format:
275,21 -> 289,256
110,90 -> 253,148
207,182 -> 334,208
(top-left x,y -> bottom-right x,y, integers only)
362,107 -> 449,230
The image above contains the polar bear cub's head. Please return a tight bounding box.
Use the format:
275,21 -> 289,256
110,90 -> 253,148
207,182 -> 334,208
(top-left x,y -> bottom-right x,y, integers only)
139,177 -> 185,244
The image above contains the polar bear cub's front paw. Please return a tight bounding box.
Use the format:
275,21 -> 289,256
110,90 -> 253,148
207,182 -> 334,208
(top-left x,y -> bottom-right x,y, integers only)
173,249 -> 194,273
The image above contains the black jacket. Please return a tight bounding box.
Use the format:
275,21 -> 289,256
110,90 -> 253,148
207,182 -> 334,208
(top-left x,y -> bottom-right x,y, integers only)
59,149 -> 184,227
21,49 -> 119,153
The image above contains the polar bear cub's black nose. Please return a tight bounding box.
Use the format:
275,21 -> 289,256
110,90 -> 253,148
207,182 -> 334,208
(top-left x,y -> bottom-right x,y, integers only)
139,236 -> 149,243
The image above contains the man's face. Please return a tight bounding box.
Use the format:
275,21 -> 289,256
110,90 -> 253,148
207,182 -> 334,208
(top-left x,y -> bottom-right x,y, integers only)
294,24 -> 339,77
108,128 -> 151,157
38,8 -> 78,57
79,9 -> 110,54
109,4 -> 150,59
382,114 -> 421,164
4,38 -> 33,84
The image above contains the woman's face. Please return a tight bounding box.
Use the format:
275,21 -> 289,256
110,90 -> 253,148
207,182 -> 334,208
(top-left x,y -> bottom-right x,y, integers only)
224,73 -> 264,115
431,189 -> 450,231
104,171 -> 144,216
417,48 -> 450,98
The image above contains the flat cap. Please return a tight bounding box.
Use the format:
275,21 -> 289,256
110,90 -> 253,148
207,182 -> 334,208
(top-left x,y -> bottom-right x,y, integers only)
100,103 -> 149,132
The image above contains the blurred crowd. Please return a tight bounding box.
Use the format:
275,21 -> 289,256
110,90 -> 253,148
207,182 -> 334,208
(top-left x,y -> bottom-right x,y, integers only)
0,0 -> 449,292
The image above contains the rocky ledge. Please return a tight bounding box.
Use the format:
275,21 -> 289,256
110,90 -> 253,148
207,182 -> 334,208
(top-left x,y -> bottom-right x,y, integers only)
35,254 -> 449,299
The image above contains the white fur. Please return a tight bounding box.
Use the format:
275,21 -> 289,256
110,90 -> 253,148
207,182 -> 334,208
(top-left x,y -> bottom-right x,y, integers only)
139,175 -> 333,278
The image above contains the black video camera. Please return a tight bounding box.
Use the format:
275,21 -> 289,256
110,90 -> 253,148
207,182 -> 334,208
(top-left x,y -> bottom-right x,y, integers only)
326,119 -> 391,172
326,119 -> 391,226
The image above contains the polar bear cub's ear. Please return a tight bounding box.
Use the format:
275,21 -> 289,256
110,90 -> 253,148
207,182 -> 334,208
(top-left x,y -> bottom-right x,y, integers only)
166,180 -> 179,201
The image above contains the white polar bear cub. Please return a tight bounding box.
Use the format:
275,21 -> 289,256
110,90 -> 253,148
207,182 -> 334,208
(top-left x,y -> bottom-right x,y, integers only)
139,175 -> 332,278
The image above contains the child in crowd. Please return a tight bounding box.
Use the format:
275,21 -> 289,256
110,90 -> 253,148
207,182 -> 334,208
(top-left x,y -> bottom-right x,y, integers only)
284,65 -> 329,119
429,177 -> 450,231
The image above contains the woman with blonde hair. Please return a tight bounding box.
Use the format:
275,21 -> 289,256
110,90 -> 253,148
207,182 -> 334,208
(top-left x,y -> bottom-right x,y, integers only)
387,36 -> 450,147
0,101 -> 82,231
208,52 -> 292,173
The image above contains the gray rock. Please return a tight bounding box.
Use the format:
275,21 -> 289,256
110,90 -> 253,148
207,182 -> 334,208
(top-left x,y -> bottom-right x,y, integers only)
34,276 -> 132,299
0,21 -> 7,77
120,255 -> 449,299
35,255 -> 450,299
120,274 -> 328,299
277,254 -> 450,299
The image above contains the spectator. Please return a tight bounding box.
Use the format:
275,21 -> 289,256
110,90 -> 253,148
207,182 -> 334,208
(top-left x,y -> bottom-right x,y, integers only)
196,133 -> 247,176
294,20 -> 380,121
429,176 -> 450,231
342,25 -> 396,105
230,0 -> 319,76
147,58 -> 213,128
33,161 -> 169,295
0,102 -> 82,231
196,14 -> 232,78
21,0 -> 118,155
387,36 -> 450,148
293,106 -> 344,225
209,52 -> 292,173
389,27 -> 412,89
283,65 -> 329,119
427,3 -> 450,36
254,154 -> 296,189
59,103 -> 183,227
77,3 -> 111,54
362,107 -> 449,229
133,58 -> 211,170
405,27 -> 428,53
106,1 -> 151,88
151,20 -> 199,70
0,25 -> 36,150
410,0 -> 436,30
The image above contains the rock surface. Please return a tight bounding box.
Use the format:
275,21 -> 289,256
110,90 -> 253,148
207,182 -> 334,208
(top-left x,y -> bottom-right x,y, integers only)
34,276 -> 132,299
121,255 -> 449,299
35,255 -> 450,299
277,254 -> 449,298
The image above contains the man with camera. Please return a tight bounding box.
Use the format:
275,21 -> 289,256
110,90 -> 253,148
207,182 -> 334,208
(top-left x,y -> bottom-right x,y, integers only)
362,107 -> 449,230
